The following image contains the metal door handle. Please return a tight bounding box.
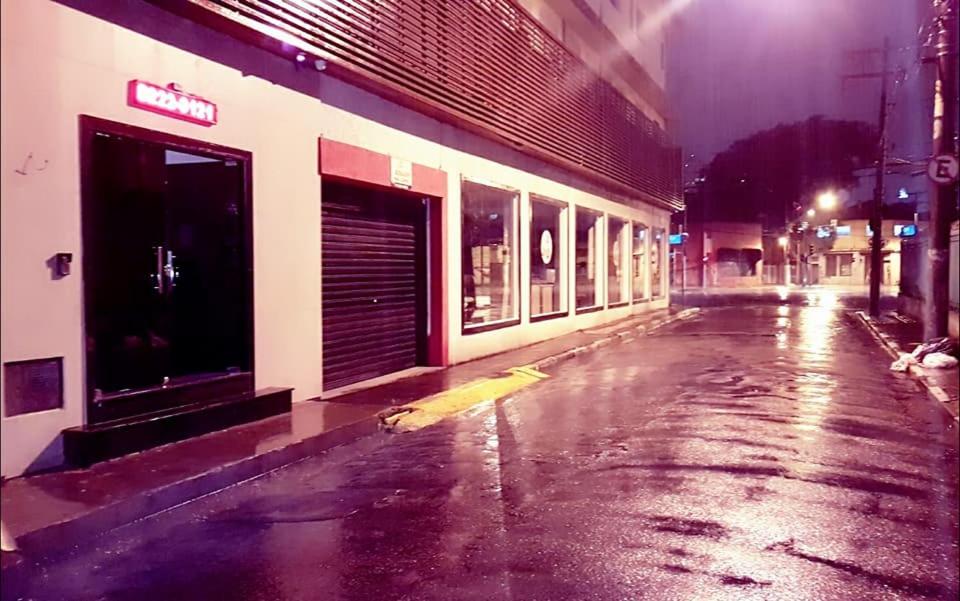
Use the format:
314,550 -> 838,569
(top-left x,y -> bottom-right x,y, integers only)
164,250 -> 177,291
153,246 -> 165,294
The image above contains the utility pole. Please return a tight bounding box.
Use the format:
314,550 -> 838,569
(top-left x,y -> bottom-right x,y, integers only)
869,38 -> 890,317
924,0 -> 958,339
843,40 -> 897,316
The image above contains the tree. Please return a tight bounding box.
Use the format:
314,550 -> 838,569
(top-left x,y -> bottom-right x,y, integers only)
687,116 -> 877,229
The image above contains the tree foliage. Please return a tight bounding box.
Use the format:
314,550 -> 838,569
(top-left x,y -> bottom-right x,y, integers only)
688,116 -> 877,228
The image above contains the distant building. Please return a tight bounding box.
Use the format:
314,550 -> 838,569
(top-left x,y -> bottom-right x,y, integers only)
674,222 -> 764,288
813,219 -> 914,287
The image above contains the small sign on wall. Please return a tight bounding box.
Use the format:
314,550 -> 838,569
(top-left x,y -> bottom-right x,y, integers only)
390,157 -> 413,188
127,80 -> 218,127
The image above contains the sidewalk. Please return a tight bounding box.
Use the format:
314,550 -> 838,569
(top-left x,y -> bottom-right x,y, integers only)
1,306 -> 694,563
674,284 -> 898,310
676,284 -> 898,296
854,311 -> 959,421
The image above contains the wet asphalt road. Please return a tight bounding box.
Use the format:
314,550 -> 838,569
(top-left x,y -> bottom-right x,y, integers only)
4,305 -> 959,601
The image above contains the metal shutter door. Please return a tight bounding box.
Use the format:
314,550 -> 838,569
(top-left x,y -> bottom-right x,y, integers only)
322,184 -> 422,391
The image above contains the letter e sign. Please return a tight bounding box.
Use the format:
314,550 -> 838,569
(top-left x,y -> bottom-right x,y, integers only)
927,154 -> 959,185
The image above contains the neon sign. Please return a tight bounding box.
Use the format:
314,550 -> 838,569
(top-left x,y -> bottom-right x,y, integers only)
126,80 -> 217,126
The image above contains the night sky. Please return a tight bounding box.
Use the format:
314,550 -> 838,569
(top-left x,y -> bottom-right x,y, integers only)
668,0 -> 931,181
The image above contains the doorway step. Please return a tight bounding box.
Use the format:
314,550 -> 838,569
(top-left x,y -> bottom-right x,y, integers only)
63,387 -> 292,466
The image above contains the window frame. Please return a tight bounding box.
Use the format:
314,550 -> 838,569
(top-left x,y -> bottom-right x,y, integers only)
839,253 -> 854,277
607,216 -> 630,308
651,226 -> 666,299
529,194 -> 568,322
826,254 -> 838,277
460,178 -> 522,335
574,207 -> 605,313
632,222 -> 649,303
825,253 -> 854,278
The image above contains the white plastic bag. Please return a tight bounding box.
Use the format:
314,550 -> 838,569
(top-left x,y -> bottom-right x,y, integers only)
912,337 -> 957,360
890,353 -> 917,372
0,519 -> 16,552
921,352 -> 959,369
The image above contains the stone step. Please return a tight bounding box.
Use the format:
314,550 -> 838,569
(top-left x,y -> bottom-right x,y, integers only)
63,387 -> 293,466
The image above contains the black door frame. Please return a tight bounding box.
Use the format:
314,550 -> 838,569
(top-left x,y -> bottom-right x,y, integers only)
79,115 -> 255,422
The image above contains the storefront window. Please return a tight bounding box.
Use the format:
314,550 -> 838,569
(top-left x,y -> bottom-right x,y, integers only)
651,227 -> 664,298
462,181 -> 519,329
608,217 -> 628,304
826,253 -> 854,277
530,197 -> 564,317
632,223 -> 647,301
575,208 -> 603,309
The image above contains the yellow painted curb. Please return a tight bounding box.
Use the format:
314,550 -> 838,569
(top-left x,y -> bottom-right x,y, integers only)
380,365 -> 549,433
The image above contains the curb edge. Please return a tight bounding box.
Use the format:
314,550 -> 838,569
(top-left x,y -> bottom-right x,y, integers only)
529,307 -> 700,372
853,311 -> 959,423
1,307 -> 702,565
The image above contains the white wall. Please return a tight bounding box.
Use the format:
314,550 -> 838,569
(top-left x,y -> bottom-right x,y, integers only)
0,0 -> 670,476
600,0 -> 668,90
2,0 -> 324,474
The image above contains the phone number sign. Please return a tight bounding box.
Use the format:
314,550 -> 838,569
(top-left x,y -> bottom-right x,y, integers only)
127,80 -> 217,127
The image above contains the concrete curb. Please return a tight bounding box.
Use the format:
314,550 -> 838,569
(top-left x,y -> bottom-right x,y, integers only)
380,309 -> 699,433
2,307 -> 700,564
853,311 -> 959,423
530,308 -> 700,371
2,416 -> 381,566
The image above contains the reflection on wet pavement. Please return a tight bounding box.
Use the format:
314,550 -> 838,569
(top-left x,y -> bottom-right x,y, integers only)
4,306 -> 958,601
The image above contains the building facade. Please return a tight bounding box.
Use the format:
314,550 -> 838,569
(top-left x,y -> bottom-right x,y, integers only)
814,219 -> 913,287
674,222 -> 764,288
0,0 -> 681,475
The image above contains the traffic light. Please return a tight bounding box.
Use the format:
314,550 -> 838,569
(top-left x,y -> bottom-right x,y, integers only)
808,244 -> 815,254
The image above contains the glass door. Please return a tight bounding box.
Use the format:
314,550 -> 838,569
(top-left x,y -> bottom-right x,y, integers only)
84,126 -> 250,400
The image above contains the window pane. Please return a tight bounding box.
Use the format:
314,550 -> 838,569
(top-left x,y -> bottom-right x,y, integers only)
651,228 -> 664,298
608,218 -> 627,304
632,223 -> 647,300
462,181 -> 518,328
826,254 -> 838,277
575,209 -> 602,308
839,253 -> 853,276
531,199 -> 563,316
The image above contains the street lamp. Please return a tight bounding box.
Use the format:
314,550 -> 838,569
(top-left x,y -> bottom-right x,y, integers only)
816,190 -> 838,211
806,208 -> 816,218
777,236 -> 788,247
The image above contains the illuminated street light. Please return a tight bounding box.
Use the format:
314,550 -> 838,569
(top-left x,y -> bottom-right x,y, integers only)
778,236 -> 788,247
816,190 -> 838,210
806,208 -> 816,218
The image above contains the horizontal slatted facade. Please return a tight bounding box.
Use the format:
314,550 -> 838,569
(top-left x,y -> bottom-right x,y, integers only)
321,183 -> 425,390
164,0 -> 682,209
